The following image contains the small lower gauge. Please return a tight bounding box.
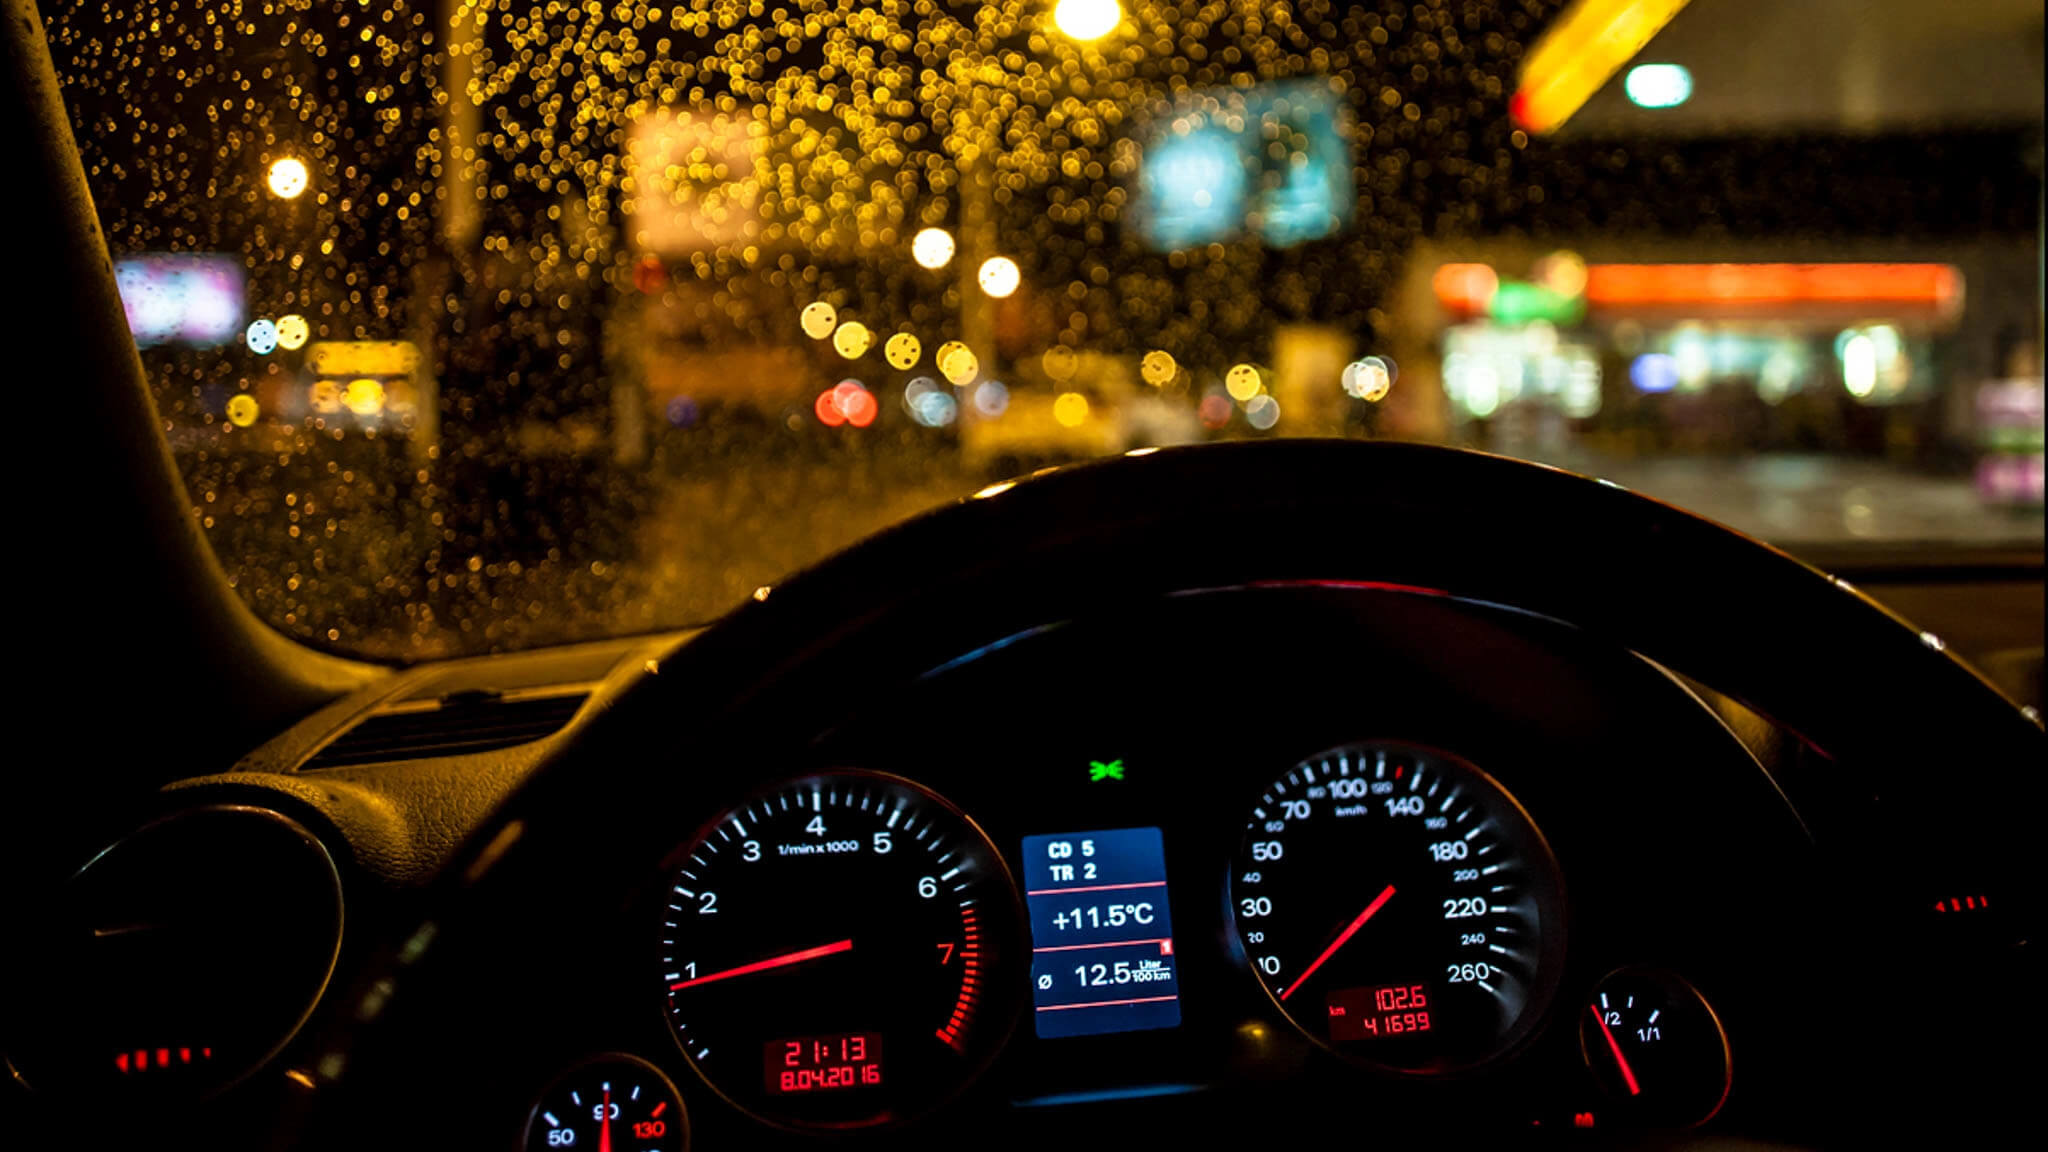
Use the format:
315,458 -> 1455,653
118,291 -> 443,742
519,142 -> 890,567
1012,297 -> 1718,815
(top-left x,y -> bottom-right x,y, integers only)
1579,967 -> 1731,1127
525,1054 -> 687,1151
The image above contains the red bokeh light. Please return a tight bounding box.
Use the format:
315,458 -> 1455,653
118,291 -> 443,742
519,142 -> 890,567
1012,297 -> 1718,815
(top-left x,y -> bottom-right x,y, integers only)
817,381 -> 877,428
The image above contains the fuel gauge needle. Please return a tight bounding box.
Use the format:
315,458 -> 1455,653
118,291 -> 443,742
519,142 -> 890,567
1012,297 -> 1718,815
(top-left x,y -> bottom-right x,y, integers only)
1279,884 -> 1396,1001
1591,1004 -> 1643,1096
668,938 -> 853,991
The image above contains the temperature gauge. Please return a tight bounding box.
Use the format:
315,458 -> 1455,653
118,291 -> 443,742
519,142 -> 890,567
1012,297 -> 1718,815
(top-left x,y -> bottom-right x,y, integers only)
1579,967 -> 1731,1127
524,1054 -> 687,1151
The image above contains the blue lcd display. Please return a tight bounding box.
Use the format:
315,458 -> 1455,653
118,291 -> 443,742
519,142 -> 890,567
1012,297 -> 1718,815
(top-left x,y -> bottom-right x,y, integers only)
1020,827 -> 1182,1039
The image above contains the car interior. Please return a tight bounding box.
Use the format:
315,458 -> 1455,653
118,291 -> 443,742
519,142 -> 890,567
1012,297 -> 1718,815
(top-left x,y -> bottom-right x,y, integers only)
4,0 -> 2043,1148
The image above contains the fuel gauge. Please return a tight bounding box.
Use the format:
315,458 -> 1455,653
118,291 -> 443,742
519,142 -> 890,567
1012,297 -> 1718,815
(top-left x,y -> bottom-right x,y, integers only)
1579,967 -> 1731,1127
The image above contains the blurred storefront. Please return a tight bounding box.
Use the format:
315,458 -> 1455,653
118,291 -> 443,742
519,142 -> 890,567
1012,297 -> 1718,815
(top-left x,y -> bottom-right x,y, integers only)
1382,241 -> 2042,498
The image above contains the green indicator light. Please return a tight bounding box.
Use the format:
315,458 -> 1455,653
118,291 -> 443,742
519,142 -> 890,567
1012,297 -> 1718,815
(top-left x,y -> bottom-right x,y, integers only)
1088,759 -> 1126,782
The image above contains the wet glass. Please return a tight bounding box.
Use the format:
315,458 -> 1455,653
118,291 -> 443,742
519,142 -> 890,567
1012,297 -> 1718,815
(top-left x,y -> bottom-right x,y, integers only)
42,0 -> 2045,660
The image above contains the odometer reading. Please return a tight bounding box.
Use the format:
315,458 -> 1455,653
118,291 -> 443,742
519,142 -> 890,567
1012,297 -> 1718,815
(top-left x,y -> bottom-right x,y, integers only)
1231,742 -> 1564,1073
659,772 -> 1021,1129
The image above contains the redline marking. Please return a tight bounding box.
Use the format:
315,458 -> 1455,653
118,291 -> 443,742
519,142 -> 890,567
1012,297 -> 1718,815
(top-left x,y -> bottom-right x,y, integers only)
650,1102 -> 667,1118
1037,994 -> 1179,1012
1024,880 -> 1167,897
1032,937 -> 1173,953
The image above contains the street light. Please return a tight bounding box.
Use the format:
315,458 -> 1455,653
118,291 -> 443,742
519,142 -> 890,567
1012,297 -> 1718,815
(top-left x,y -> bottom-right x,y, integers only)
912,227 -> 956,269
978,256 -> 1020,299
1053,0 -> 1120,42
266,156 -> 308,199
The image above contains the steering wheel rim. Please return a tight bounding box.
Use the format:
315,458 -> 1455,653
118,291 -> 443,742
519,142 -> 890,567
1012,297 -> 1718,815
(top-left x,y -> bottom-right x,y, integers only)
299,441 -> 2042,1145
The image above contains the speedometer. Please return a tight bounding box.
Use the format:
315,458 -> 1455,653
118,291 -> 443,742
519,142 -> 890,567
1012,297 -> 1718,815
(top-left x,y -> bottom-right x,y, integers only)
1230,742 -> 1564,1074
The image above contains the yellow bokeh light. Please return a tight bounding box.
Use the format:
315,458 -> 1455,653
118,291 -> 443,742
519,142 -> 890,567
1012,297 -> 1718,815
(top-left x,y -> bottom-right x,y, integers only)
938,342 -> 980,386
1225,363 -> 1263,402
1053,0 -> 1121,42
912,227 -> 956,270
266,157 -> 309,199
1053,391 -> 1091,427
1042,345 -> 1078,382
309,380 -> 342,414
1140,350 -> 1177,386
225,394 -> 259,427
343,377 -> 386,416
978,256 -> 1021,299
885,332 -> 922,369
832,321 -> 872,359
276,314 -> 309,351
800,302 -> 838,339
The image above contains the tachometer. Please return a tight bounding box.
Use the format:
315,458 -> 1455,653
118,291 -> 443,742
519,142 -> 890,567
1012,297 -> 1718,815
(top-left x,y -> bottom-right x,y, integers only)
657,771 -> 1022,1129
1230,742 -> 1564,1074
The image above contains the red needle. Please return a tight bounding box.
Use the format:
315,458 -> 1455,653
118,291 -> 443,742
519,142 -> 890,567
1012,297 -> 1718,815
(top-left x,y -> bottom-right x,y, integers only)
1590,1004 -> 1643,1096
668,938 -> 853,991
599,1086 -> 612,1152
1278,884 -> 1396,1001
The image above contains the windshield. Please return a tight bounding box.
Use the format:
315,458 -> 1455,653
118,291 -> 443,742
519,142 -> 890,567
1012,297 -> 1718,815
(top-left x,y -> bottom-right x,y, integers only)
45,0 -> 2045,660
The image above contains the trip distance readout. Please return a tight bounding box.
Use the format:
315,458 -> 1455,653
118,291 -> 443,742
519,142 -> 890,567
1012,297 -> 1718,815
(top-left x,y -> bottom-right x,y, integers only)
1326,984 -> 1433,1043
1021,827 -> 1182,1039
763,1033 -> 883,1095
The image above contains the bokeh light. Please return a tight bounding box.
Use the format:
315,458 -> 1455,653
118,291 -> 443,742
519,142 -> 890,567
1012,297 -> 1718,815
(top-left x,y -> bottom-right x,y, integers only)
245,318 -> 278,354
1141,350 -> 1178,387
816,380 -> 878,427
1042,346 -> 1079,382
938,342 -> 980,386
912,228 -> 956,270
973,380 -> 1010,418
799,302 -> 838,340
885,332 -> 922,370
1625,64 -> 1694,110
1053,0 -> 1121,42
343,377 -> 386,417
1342,358 -> 1394,402
225,394 -> 259,427
1198,393 -> 1233,429
1245,394 -> 1281,430
1225,363 -> 1262,402
275,314 -> 309,351
1053,391 -> 1091,428
978,256 -> 1021,299
832,321 -> 872,359
265,157 -> 308,199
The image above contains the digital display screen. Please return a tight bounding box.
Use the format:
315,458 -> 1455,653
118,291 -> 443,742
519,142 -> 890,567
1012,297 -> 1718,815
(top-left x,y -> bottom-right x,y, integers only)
1021,827 -> 1182,1039
1326,983 -> 1433,1043
763,1033 -> 883,1094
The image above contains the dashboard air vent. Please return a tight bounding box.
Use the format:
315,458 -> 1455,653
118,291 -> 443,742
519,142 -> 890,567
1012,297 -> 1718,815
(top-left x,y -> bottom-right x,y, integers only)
302,691 -> 587,769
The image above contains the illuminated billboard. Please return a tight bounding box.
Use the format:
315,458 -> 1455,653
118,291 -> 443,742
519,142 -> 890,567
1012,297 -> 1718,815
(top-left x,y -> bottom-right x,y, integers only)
114,254 -> 244,347
1135,82 -> 1353,252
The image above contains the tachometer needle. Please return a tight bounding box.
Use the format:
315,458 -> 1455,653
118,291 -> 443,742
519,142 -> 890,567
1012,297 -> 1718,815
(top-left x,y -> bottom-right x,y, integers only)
668,938 -> 854,991
1590,1004 -> 1643,1096
1279,884 -> 1396,1001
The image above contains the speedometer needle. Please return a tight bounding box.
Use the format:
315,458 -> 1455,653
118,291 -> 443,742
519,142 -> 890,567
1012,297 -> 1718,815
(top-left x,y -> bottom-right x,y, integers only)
667,938 -> 854,991
1590,1004 -> 1643,1096
1279,884 -> 1396,1001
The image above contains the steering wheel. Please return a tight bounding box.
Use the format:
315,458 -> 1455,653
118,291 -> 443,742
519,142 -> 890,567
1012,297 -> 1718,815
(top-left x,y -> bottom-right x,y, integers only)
297,441 -> 2042,1148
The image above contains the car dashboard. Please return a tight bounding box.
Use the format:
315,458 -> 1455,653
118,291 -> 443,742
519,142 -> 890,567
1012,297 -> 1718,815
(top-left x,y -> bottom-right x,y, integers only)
4,445 -> 2039,1152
